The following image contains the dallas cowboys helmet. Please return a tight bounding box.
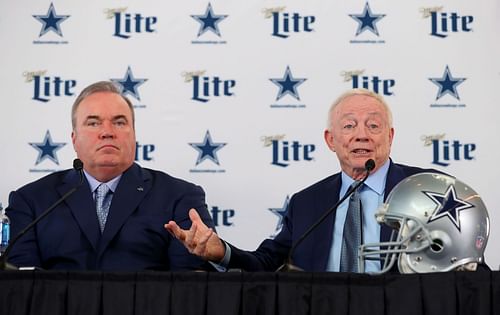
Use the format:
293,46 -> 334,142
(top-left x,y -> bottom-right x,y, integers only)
359,172 -> 489,274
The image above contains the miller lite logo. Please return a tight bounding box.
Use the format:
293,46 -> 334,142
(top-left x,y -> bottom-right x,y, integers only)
263,7 -> 316,39
24,71 -> 77,103
421,134 -> 476,167
210,206 -> 235,227
134,141 -> 155,162
104,8 -> 158,39
341,70 -> 395,96
182,71 -> 236,103
420,7 -> 474,38
262,135 -> 315,167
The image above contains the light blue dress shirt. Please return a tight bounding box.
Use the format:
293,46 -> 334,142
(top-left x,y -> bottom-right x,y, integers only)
327,159 -> 390,272
83,170 -> 122,199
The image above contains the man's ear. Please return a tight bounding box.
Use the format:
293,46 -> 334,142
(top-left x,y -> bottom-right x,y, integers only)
324,129 -> 335,152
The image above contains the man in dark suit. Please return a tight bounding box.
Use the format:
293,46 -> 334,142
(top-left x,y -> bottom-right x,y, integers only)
165,88 -> 440,272
6,81 -> 215,271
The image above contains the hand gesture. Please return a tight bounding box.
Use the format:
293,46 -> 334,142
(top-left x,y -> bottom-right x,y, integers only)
165,208 -> 225,262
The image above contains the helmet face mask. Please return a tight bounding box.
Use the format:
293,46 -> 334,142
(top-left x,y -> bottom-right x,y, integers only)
359,173 -> 490,274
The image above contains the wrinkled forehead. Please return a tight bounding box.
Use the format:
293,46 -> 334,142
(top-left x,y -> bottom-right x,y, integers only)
337,111 -> 386,123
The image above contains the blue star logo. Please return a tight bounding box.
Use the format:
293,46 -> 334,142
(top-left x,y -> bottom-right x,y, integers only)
429,65 -> 466,100
191,3 -> 228,37
270,66 -> 307,101
29,130 -> 66,165
111,66 -> 148,101
269,196 -> 290,237
189,130 -> 226,165
349,2 -> 385,36
33,3 -> 70,37
424,185 -> 474,231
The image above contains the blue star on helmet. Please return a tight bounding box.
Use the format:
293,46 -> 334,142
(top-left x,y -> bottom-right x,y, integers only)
189,130 -> 226,165
29,130 -> 66,165
429,65 -> 466,101
270,66 -> 307,101
349,2 -> 385,36
424,185 -> 474,231
191,3 -> 228,37
269,196 -> 290,238
111,66 -> 148,101
33,3 -> 70,37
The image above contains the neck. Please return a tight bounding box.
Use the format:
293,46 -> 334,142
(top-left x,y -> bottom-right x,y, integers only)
85,165 -> 127,182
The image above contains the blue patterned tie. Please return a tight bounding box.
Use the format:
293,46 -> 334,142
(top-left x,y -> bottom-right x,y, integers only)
340,182 -> 363,272
95,184 -> 112,232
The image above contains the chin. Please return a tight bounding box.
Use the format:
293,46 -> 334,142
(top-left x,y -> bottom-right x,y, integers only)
95,159 -> 120,167
353,157 -> 372,166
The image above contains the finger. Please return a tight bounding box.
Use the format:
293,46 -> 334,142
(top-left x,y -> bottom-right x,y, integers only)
188,208 -> 210,235
189,208 -> 203,224
185,221 -> 198,251
164,221 -> 186,241
192,228 -> 212,256
198,228 -> 213,246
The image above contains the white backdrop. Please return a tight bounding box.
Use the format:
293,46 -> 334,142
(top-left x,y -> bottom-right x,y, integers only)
1,0 -> 499,270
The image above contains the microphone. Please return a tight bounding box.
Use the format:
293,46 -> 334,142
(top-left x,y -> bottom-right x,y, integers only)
277,159 -> 375,272
0,159 -> 85,270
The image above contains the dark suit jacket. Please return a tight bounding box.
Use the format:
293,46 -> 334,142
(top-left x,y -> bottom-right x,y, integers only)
6,163 -> 215,271
228,160 -> 439,271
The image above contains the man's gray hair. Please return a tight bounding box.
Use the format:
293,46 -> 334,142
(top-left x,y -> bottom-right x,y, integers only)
326,88 -> 393,131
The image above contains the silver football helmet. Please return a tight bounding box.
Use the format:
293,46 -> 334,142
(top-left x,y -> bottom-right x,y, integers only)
359,172 -> 489,274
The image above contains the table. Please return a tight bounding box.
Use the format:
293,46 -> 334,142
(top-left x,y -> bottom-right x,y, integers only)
0,270 -> 497,315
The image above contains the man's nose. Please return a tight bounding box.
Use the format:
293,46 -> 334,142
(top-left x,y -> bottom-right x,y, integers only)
354,125 -> 369,139
99,121 -> 115,138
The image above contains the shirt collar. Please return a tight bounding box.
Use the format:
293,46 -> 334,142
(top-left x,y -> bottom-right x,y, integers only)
83,170 -> 122,193
341,159 -> 390,196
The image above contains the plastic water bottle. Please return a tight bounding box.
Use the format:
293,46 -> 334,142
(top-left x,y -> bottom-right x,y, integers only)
0,203 -> 10,255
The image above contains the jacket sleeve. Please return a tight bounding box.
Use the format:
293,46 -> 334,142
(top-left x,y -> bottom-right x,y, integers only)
5,190 -> 42,268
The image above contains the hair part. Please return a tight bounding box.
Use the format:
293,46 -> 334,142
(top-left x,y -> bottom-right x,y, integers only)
326,88 -> 393,131
71,81 -> 135,130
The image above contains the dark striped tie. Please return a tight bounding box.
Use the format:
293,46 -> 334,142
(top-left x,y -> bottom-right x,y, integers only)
340,182 -> 363,272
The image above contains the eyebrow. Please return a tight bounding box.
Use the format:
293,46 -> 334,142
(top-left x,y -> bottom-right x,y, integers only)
112,115 -> 128,121
84,114 -> 129,120
84,115 -> 100,121
83,114 -> 129,123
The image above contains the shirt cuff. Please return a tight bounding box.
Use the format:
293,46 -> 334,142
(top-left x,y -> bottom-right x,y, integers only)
208,241 -> 231,272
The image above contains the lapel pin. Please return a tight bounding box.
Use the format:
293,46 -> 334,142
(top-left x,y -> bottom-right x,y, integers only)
137,186 -> 144,192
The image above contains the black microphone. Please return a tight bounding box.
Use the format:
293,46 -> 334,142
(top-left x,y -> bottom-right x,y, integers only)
0,159 -> 85,270
277,159 -> 376,272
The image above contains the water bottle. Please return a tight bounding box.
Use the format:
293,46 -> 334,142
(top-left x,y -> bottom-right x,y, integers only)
0,203 -> 10,255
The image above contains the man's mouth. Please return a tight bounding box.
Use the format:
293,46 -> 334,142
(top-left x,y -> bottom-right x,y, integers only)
98,144 -> 119,151
352,149 -> 371,154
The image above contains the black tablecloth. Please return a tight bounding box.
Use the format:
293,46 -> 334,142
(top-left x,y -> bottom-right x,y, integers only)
0,270 -> 498,315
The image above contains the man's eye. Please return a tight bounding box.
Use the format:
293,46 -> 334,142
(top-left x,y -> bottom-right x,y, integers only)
87,121 -> 99,127
367,122 -> 383,134
343,124 -> 355,130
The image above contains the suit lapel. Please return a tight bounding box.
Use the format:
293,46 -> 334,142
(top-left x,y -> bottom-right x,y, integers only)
311,175 -> 341,271
97,164 -> 152,256
58,170 -> 101,251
